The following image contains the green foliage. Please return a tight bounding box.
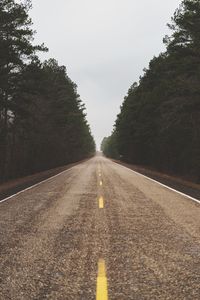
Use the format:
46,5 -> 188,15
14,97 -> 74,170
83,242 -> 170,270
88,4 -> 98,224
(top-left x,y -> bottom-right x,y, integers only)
0,0 -> 95,181
164,0 -> 200,55
101,133 -> 119,159
103,0 -> 200,181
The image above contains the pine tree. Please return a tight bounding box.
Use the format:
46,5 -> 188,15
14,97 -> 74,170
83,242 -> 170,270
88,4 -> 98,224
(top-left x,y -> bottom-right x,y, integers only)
0,0 -> 47,178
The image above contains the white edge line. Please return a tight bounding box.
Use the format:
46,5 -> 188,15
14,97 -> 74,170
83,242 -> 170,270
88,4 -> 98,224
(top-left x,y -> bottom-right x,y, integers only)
0,164 -> 80,204
113,161 -> 200,205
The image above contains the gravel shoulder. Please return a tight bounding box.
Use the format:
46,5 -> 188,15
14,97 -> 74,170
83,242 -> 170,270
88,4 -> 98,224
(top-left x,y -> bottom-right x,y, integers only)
113,159 -> 200,200
0,159 -> 88,201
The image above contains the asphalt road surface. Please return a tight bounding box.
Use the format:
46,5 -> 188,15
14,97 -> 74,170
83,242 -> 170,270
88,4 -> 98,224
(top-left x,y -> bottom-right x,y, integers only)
0,156 -> 200,300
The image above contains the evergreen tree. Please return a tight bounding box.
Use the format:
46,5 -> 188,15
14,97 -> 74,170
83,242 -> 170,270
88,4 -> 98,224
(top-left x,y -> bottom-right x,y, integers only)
0,0 -> 46,178
0,1 -> 95,182
103,0 -> 200,181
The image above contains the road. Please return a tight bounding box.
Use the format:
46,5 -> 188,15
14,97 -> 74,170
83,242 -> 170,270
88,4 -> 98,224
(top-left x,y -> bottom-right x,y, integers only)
0,156 -> 200,299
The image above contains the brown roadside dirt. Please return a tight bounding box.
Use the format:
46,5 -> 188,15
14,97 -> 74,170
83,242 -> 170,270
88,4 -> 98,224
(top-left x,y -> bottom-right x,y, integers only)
0,159 -> 88,201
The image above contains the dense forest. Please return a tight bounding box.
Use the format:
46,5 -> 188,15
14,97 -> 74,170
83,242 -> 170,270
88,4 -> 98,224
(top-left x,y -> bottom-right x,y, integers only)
0,0 -> 95,182
102,0 -> 200,181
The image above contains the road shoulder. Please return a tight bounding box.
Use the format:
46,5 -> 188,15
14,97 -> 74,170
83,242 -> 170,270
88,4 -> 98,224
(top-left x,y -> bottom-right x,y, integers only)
0,159 -> 89,202
112,159 -> 200,201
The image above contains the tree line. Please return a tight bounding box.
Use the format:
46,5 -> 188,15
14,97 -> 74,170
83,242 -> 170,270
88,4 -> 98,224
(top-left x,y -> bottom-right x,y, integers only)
102,0 -> 200,182
0,0 -> 95,182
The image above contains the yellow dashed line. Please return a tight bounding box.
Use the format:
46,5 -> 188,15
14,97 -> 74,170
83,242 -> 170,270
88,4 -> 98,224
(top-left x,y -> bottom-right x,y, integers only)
99,196 -> 104,208
100,180 -> 103,186
96,259 -> 108,300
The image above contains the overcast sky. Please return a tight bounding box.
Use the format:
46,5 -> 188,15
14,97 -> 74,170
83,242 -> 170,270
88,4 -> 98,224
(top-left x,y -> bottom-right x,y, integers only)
30,0 -> 181,148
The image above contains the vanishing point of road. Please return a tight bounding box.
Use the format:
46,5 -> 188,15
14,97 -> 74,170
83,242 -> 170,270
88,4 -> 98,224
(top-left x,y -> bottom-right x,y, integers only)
0,155 -> 200,299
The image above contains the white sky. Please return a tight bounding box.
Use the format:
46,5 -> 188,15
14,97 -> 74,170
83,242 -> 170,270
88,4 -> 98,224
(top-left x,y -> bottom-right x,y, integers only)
30,0 -> 181,149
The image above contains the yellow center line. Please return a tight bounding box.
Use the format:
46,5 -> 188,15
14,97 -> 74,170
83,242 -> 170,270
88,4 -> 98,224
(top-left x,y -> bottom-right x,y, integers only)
99,196 -> 104,208
96,259 -> 108,300
100,180 -> 103,186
